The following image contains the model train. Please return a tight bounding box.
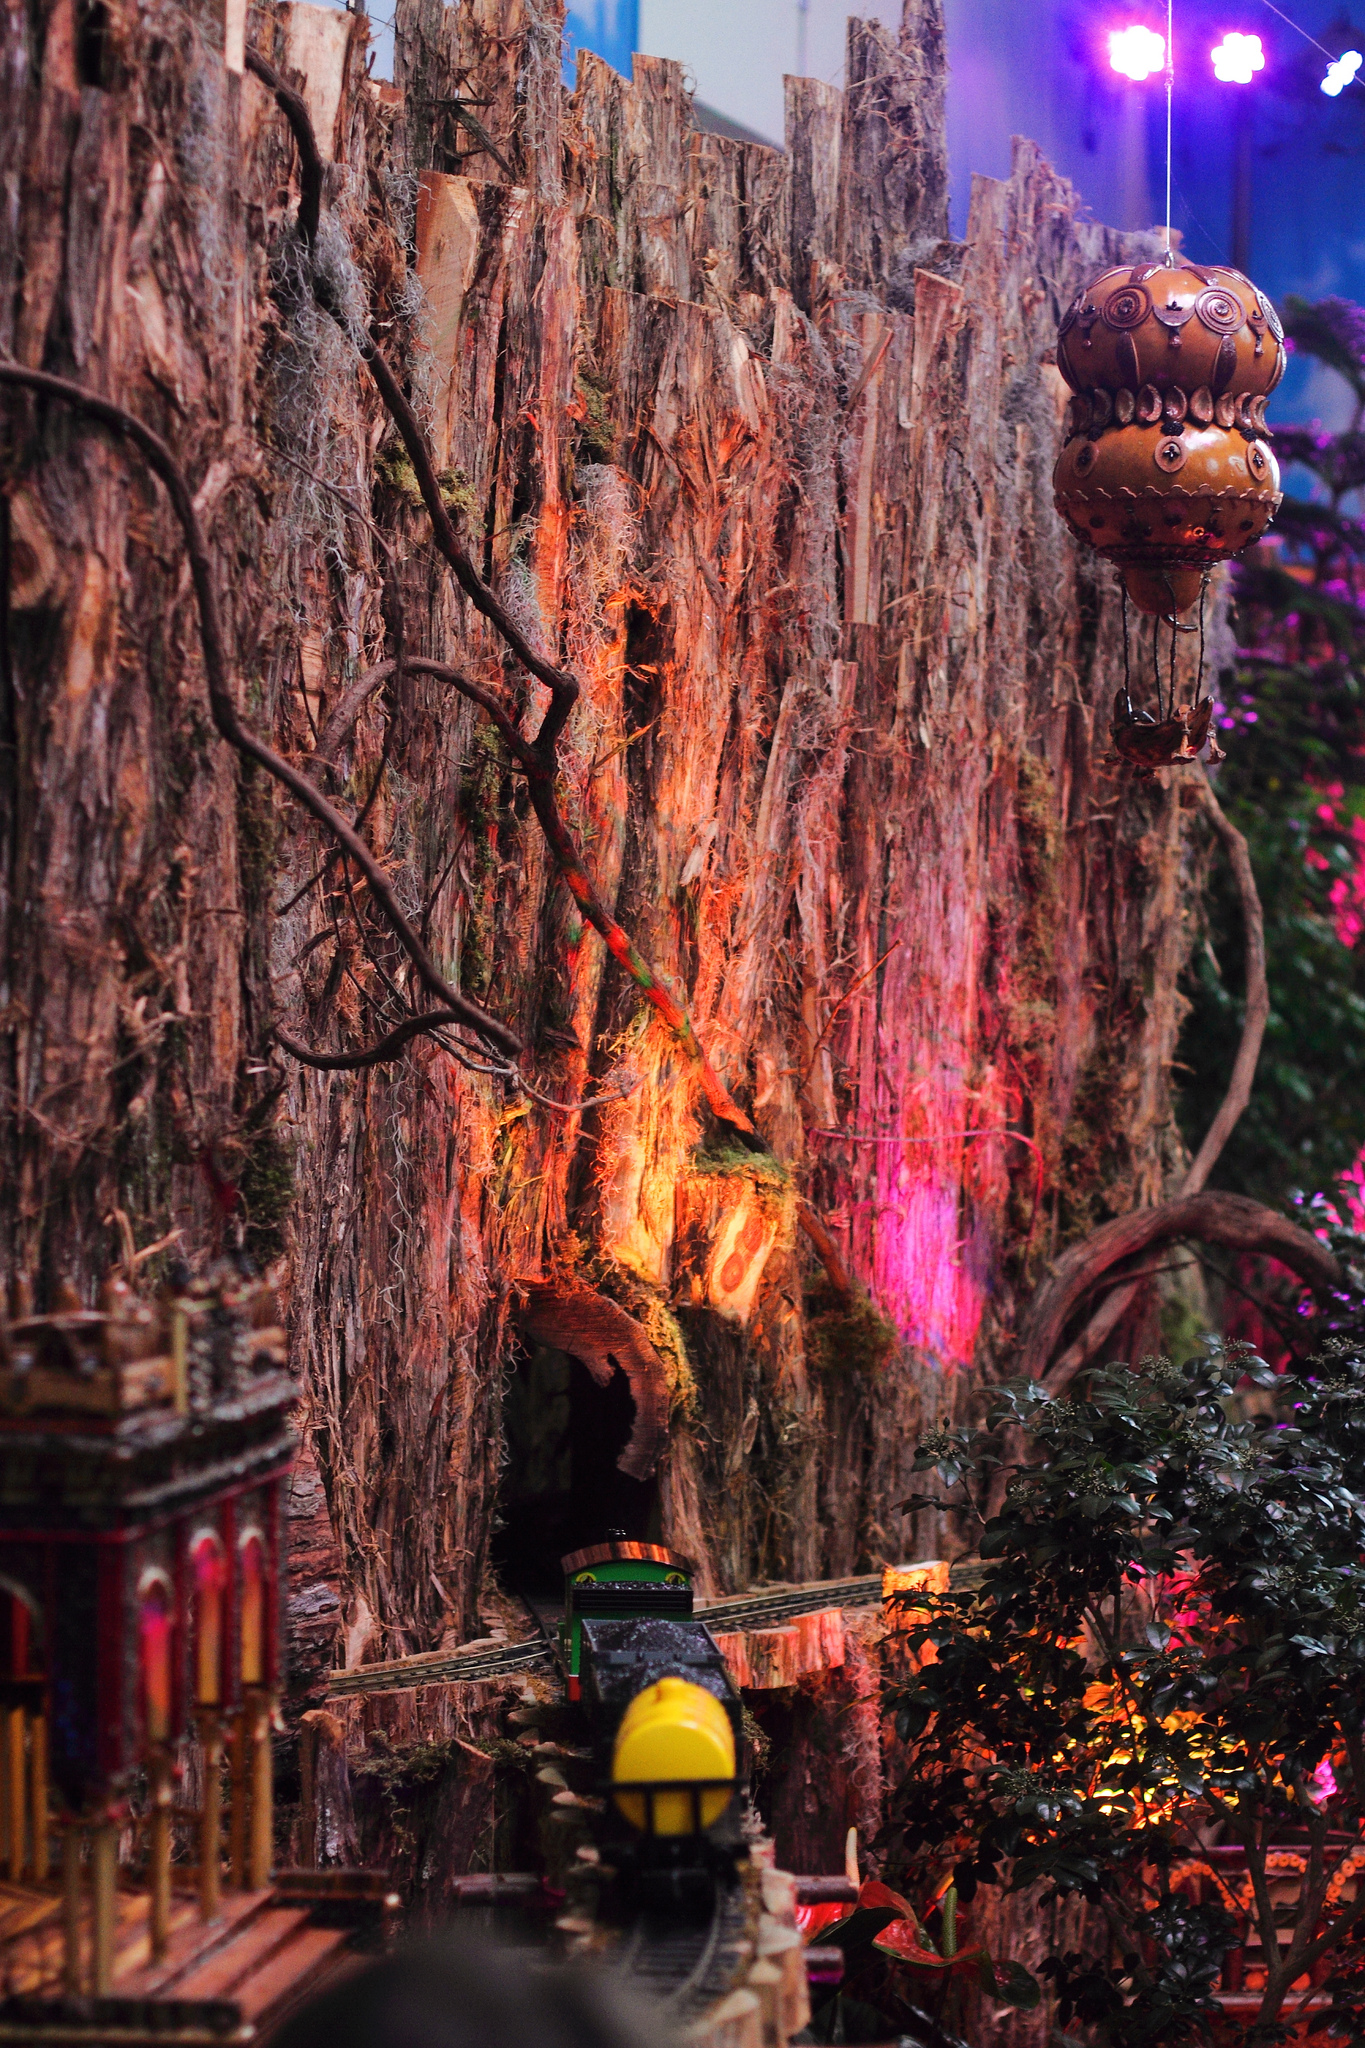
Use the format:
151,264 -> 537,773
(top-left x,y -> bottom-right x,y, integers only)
557,1539 -> 746,1918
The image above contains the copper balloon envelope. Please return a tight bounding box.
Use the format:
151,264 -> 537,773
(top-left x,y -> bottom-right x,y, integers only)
1052,258 -> 1284,619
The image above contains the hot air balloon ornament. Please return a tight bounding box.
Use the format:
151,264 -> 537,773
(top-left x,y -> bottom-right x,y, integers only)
1053,258 -> 1285,770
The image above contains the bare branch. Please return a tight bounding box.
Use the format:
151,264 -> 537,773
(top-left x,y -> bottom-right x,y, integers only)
405,659 -> 756,1132
243,45 -> 323,246
796,1197 -> 856,1308
1015,1191 -> 1342,1384
311,660 -> 396,767
0,361 -> 523,1062
275,1012 -> 466,1069
1181,767 -> 1268,1196
244,47 -> 577,727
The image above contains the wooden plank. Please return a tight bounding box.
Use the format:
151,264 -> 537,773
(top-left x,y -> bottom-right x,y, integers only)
844,308 -> 887,626
621,55 -> 692,300
280,3 -> 353,161
119,1890 -> 272,1999
414,172 -> 526,478
235,1923 -> 352,2022
169,1906 -> 312,2002
738,143 -> 791,299
746,1627 -> 802,1689
836,12 -> 948,297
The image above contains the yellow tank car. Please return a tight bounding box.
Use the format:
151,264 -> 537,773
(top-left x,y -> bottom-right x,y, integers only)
611,1677 -> 736,1836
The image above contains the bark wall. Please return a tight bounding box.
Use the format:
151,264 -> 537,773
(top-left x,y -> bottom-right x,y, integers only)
2,0 -> 1202,1663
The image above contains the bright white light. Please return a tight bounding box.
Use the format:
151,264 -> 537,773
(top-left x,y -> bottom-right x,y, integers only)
1211,30 -> 1266,81
1109,24 -> 1166,78
1322,47 -> 1363,93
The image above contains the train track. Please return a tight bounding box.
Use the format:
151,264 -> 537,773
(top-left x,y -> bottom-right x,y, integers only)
326,1562 -> 986,1700
611,1885 -> 752,2017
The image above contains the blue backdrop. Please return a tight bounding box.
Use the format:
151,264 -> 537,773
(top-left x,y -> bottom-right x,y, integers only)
564,0 -> 638,80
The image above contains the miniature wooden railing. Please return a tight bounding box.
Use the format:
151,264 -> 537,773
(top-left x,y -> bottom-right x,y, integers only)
52,1689 -> 278,1995
0,1700 -> 48,1885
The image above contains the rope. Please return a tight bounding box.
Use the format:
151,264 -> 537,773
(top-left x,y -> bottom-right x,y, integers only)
1165,0 -> 1175,260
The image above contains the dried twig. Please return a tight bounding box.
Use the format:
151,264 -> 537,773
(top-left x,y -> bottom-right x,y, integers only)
796,1198 -> 856,1309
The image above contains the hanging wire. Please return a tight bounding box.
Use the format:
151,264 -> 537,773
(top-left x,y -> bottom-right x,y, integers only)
1165,0 -> 1175,260
1196,573 -> 1209,703
1121,584 -> 1133,715
1169,605 -> 1178,718
1151,612 -> 1162,711
1255,0 -> 1365,82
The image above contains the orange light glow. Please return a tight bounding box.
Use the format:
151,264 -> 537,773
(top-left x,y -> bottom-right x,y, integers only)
191,1532 -> 227,1706
239,1532 -> 266,1687
139,1574 -> 174,1744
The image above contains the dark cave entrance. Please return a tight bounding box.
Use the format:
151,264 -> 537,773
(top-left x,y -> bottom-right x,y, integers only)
493,1342 -> 661,1597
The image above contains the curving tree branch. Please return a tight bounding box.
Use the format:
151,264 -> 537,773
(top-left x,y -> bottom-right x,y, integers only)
1181,765 -> 1268,1197
0,361 -> 522,1064
1021,763 -> 1273,1380
275,1012 -> 465,1070
1018,1192 -> 1343,1389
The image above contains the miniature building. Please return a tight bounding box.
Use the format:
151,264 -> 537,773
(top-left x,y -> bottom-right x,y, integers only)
0,1263 -> 390,2040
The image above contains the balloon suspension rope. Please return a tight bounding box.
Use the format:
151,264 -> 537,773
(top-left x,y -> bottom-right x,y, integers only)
1121,585 -> 1134,717
1164,0 -> 1175,264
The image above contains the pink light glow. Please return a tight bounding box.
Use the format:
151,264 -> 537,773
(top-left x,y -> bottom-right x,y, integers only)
1109,23 -> 1166,78
1311,1756 -> 1339,1803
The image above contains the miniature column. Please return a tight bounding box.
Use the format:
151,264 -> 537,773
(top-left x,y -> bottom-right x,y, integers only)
148,1750 -> 173,1960
5,1705 -> 24,1881
198,1710 -> 223,1918
30,1713 -> 48,1880
228,1707 -> 248,1889
248,1690 -> 273,1891
90,1819 -> 117,1995
61,1824 -> 82,1994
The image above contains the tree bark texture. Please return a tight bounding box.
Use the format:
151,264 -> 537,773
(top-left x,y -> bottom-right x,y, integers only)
2,0 -> 1212,1665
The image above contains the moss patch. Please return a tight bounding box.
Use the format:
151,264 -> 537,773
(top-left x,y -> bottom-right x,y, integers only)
683,1145 -> 795,1240
802,1275 -> 898,1380
351,1733 -> 463,1858
573,369 -> 617,462
376,446 -> 481,521
237,1117 -> 295,1266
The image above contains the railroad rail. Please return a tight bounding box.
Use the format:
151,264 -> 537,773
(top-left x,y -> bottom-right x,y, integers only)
325,1561 -> 985,1700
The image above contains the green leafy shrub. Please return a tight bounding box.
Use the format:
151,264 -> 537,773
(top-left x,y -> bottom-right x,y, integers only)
885,1338 -> 1365,2044
1179,296 -> 1365,1208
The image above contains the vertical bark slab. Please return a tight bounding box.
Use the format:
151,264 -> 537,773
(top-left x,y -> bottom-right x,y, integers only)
784,75 -> 842,314
837,10 -> 949,301
2,0 -> 1208,1732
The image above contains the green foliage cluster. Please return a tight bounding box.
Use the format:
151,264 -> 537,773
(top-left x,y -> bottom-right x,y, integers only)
375,444 -> 481,520
885,1339 -> 1365,2045
1179,296 -> 1365,1208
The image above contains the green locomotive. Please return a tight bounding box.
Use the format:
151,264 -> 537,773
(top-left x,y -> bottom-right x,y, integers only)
559,1539 -> 694,1697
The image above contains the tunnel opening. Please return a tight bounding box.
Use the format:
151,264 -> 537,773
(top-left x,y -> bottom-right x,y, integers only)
493,1341 -> 661,1598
